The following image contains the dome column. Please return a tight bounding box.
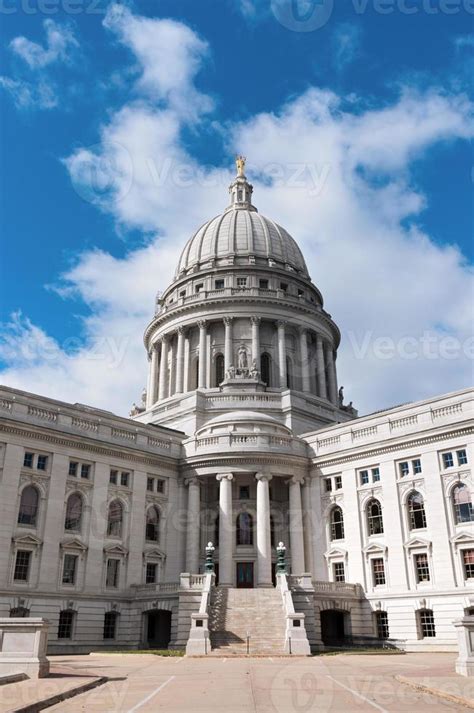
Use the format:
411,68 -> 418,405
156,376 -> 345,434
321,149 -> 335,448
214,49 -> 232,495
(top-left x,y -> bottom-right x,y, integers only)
158,336 -> 169,401
175,327 -> 185,394
146,343 -> 159,408
277,321 -> 287,389
256,473 -> 273,587
325,343 -> 338,406
224,317 -> 233,373
299,328 -> 311,393
288,476 -> 306,574
185,477 -> 201,574
216,474 -> 234,587
316,334 -> 327,400
198,321 -> 207,389
251,317 -> 261,371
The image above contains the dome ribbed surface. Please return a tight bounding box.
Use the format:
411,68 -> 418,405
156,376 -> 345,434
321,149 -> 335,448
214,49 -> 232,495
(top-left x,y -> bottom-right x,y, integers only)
176,209 -> 308,276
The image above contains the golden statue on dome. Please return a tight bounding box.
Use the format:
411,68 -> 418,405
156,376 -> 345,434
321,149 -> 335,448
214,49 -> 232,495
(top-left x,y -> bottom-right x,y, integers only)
235,155 -> 246,177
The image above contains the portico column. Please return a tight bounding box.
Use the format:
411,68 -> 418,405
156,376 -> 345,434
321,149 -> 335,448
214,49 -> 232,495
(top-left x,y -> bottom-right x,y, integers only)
217,474 -> 234,586
316,334 -> 327,400
302,479 -> 314,577
185,478 -> 201,574
224,317 -> 233,373
251,317 -> 261,371
147,344 -> 159,408
175,327 -> 185,394
158,336 -> 169,401
168,338 -> 176,397
256,473 -> 273,587
299,328 -> 310,393
198,320 -> 207,389
277,321 -> 287,389
288,476 -> 305,574
325,342 -> 338,406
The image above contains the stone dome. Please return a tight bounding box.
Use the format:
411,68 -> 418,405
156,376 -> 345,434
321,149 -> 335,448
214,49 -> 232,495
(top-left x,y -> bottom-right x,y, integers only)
175,209 -> 308,277
196,410 -> 292,436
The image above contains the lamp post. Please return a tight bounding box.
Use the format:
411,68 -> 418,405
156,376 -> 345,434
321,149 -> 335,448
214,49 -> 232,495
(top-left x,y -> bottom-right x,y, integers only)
205,542 -> 215,573
276,541 -> 287,575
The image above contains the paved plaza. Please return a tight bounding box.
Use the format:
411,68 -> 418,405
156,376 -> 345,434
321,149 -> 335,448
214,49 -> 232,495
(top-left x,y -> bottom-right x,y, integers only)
2,652 -> 473,713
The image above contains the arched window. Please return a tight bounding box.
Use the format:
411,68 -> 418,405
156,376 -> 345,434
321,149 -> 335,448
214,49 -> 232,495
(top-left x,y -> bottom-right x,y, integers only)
145,506 -> 160,542
107,500 -> 123,538
64,493 -> 83,532
286,356 -> 292,389
330,506 -> 344,541
103,611 -> 119,640
453,483 -> 474,524
407,491 -> 427,530
236,512 -> 253,546
10,607 -> 29,618
215,353 -> 225,386
261,353 -> 271,386
17,486 -> 39,527
367,499 -> 384,536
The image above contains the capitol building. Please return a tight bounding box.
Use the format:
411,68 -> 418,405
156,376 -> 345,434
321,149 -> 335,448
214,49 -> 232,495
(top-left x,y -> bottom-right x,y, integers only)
0,160 -> 472,655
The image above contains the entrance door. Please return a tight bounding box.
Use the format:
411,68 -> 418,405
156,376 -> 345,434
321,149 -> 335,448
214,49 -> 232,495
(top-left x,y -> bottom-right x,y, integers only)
236,562 -> 254,588
320,610 -> 348,646
145,610 -> 172,648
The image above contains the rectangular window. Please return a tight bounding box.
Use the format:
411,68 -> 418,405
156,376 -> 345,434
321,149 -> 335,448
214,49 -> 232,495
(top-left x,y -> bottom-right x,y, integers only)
13,550 -> 31,581
195,283 -> 203,293
372,467 -> 380,482
419,609 -> 436,638
81,464 -> 91,480
457,449 -> 468,466
376,611 -> 389,639
360,470 -> 369,485
412,459 -> 422,474
156,479 -> 165,494
333,562 -> 345,582
109,470 -> 118,485
335,476 -> 342,490
415,553 -> 430,583
62,554 -> 78,585
23,452 -> 34,468
58,610 -> 74,639
297,289 -> 304,297
37,455 -> 48,471
146,562 -> 158,584
68,462 -> 78,477
120,472 -> 130,487
106,558 -> 120,588
280,282 -> 288,292
399,462 -> 409,477
236,277 -> 247,287
324,478 -> 332,492
239,486 -> 250,500
147,477 -> 154,492
259,279 -> 269,289
214,279 -> 225,290
442,452 -> 454,469
103,612 -> 118,640
179,290 -> 186,298
372,558 -> 386,586
463,549 -> 474,580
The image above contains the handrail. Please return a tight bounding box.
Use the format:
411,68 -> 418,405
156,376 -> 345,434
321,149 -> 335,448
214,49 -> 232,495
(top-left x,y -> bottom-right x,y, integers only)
277,573 -> 311,655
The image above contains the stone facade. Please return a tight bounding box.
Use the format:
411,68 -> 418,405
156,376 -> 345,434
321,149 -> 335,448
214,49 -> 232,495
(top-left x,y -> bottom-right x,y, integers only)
0,162 -> 472,653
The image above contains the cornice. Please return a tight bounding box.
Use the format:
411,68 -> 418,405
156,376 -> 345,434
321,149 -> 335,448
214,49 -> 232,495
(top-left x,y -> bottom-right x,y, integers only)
180,452 -> 309,473
313,425 -> 474,468
0,422 -> 179,473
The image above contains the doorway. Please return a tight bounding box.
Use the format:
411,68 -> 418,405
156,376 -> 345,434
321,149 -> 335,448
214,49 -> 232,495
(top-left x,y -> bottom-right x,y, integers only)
144,609 -> 172,649
320,609 -> 350,646
236,562 -> 254,588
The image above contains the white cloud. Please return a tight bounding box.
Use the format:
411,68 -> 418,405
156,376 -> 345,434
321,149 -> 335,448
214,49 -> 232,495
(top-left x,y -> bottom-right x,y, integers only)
1,6 -> 473,420
332,23 -> 362,71
10,19 -> 78,69
0,76 -> 57,110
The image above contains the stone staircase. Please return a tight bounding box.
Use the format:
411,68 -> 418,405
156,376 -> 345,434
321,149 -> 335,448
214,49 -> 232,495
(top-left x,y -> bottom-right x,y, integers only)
209,587 -> 287,655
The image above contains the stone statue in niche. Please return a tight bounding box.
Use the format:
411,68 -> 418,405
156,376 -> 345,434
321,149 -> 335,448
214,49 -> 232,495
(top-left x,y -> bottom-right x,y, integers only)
238,345 -> 248,371
250,359 -> 260,380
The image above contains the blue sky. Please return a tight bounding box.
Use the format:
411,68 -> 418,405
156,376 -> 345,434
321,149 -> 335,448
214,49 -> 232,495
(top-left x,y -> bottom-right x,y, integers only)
0,0 -> 473,415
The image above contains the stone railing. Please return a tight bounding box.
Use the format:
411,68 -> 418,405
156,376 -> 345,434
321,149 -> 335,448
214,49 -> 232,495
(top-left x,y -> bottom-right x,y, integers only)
71,417 -> 99,432
185,572 -> 215,656
277,574 -> 311,655
207,393 -> 280,407
0,399 -> 13,411
352,425 -> 378,440
180,573 -> 206,589
432,403 -> 463,419
111,427 -> 137,442
390,414 -> 418,430
27,406 -> 58,422
147,436 -> 172,450
191,432 -> 306,456
312,580 -> 362,596
317,435 -> 341,449
129,582 -> 179,595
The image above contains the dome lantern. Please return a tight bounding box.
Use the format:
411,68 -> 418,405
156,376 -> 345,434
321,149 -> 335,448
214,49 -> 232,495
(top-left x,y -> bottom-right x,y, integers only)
226,155 -> 257,213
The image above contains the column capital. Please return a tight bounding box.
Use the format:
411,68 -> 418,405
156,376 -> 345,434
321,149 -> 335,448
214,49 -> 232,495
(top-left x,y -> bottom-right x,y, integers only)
197,320 -> 207,330
176,325 -> 186,335
287,475 -> 305,485
251,316 -> 261,325
216,473 -> 234,482
223,316 -> 233,326
185,477 -> 201,487
298,325 -> 307,336
159,334 -> 169,344
255,472 -> 273,483
277,320 -> 287,328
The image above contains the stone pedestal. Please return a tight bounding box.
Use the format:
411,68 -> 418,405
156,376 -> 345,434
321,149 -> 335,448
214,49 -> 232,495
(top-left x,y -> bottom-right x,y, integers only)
0,618 -> 50,678
220,377 -> 266,392
454,616 -> 474,676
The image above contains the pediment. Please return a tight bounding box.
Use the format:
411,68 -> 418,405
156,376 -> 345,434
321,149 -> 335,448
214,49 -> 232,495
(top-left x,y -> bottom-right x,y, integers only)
12,533 -> 42,546
451,532 -> 474,546
404,536 -> 431,550
324,547 -> 347,560
104,544 -> 128,556
60,538 -> 88,552
143,547 -> 166,560
363,542 -> 387,556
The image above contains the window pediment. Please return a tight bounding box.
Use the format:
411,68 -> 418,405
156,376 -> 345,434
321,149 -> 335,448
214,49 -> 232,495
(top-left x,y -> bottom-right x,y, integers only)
12,533 -> 42,547
60,538 -> 88,552
450,532 -> 474,547
143,547 -> 166,561
363,542 -> 387,557
404,536 -> 431,550
104,544 -> 128,557
324,546 -> 347,561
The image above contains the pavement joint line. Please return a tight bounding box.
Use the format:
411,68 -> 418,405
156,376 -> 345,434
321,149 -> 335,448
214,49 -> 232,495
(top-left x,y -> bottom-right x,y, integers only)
326,675 -> 389,713
396,675 -> 474,710
125,676 -> 175,713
